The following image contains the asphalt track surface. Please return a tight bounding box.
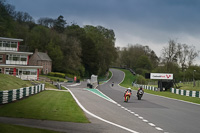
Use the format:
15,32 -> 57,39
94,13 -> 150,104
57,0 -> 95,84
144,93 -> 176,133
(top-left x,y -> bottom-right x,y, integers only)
97,69 -> 200,133
1,68 -> 200,133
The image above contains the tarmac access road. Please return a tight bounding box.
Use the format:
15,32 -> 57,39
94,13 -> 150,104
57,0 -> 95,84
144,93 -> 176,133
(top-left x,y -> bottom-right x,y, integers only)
97,68 -> 200,133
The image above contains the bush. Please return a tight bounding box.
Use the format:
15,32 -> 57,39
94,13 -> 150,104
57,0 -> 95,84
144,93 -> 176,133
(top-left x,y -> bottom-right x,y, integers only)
48,72 -> 65,78
136,75 -> 146,84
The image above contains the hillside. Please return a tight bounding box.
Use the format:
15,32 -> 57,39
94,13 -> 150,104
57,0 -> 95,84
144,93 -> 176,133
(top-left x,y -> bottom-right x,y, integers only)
0,74 -> 32,91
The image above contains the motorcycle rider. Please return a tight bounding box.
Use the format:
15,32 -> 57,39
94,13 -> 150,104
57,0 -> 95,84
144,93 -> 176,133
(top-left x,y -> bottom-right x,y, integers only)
124,88 -> 132,101
111,82 -> 114,87
137,86 -> 144,95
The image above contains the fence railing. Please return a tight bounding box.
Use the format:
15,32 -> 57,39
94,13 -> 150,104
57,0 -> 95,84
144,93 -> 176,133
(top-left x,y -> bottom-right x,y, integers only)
0,84 -> 45,104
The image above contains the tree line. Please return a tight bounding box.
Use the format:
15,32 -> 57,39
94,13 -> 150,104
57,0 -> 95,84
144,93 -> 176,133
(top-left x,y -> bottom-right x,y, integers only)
114,40 -> 200,82
0,0 -> 117,77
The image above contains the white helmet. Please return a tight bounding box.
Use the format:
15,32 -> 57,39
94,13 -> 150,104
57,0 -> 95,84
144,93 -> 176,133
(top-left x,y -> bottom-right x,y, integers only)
128,88 -> 131,90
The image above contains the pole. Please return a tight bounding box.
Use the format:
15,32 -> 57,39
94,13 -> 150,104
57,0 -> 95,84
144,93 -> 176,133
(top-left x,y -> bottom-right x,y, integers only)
193,70 -> 196,87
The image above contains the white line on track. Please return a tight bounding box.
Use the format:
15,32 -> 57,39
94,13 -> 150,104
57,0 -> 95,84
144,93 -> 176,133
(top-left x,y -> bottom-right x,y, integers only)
156,127 -> 163,131
148,123 -> 156,127
65,87 -> 140,133
142,119 -> 148,122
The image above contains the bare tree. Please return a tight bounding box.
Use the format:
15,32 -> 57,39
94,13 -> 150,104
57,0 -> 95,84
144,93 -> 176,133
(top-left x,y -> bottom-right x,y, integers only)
162,39 -> 178,65
187,45 -> 199,66
37,17 -> 55,28
177,43 -> 189,71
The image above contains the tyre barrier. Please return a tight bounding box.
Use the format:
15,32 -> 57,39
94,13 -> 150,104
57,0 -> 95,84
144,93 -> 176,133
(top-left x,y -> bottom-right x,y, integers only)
0,84 -> 45,105
133,84 -> 159,91
171,88 -> 200,98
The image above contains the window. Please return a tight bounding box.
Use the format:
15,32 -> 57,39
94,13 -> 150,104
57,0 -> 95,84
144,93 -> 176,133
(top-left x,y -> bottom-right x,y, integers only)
21,55 -> 27,61
5,68 -> 13,75
11,42 -> 17,48
18,69 -> 37,75
0,55 -> 2,62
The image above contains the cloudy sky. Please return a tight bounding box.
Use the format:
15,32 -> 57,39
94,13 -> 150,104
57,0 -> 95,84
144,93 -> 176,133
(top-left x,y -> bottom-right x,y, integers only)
7,0 -> 200,64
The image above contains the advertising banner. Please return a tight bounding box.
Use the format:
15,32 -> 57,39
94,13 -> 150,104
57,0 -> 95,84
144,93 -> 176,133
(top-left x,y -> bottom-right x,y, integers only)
150,73 -> 173,80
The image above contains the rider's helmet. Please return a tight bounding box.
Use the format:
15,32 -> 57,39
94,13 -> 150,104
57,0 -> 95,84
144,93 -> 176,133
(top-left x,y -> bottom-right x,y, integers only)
127,88 -> 131,90
140,86 -> 142,89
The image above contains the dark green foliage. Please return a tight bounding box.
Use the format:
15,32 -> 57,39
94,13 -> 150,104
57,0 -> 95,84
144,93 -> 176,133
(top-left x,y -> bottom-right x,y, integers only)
48,72 -> 65,78
0,1 -> 118,78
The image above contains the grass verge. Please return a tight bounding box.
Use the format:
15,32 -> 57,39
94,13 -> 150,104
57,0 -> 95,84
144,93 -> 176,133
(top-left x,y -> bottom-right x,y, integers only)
0,90 -> 89,123
119,69 -> 200,104
0,123 -> 60,133
0,74 -> 32,91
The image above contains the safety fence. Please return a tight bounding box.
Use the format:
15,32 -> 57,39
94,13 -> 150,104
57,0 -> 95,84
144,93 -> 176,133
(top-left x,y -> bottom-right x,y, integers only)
0,84 -> 45,105
133,84 -> 159,91
171,88 -> 200,98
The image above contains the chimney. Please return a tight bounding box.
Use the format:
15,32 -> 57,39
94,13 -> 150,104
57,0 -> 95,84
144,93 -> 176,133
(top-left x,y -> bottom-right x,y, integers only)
45,50 -> 48,54
35,49 -> 38,53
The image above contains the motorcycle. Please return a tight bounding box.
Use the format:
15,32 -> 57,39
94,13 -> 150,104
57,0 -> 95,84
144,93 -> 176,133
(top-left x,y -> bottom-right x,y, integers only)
111,82 -> 114,87
124,91 -> 131,102
137,89 -> 144,100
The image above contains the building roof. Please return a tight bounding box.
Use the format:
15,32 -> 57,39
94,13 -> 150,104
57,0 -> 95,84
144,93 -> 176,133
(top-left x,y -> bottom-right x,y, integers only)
37,52 -> 52,61
0,64 -> 43,69
0,37 -> 23,42
0,51 -> 33,55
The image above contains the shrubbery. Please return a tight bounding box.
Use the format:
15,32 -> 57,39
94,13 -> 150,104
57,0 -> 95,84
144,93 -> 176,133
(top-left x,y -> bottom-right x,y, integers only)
48,72 -> 65,78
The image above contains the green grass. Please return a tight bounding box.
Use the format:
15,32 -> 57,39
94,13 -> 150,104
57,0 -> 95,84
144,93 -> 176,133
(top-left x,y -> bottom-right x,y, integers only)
0,123 -> 60,133
178,82 -> 200,91
118,69 -> 200,104
98,71 -> 112,84
119,69 -> 137,88
0,90 -> 89,123
0,74 -> 32,91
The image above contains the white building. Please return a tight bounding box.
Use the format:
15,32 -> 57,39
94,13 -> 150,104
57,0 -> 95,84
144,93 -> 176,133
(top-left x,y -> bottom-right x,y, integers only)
0,37 -> 43,80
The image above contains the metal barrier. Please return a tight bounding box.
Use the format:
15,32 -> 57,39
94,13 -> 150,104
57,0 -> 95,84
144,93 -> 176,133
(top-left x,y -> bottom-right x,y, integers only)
0,84 -> 45,104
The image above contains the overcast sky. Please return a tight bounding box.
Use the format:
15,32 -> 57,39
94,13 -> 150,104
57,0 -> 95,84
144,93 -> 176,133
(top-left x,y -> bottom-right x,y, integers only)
7,0 -> 200,64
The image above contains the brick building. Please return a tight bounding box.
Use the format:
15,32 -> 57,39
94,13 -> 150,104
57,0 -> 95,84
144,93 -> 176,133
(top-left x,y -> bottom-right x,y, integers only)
29,49 -> 52,74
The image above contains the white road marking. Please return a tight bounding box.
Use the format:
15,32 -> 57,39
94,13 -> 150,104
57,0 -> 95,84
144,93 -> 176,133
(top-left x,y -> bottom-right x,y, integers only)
142,119 -> 148,122
65,87 -> 139,133
148,123 -> 156,127
156,127 -> 163,131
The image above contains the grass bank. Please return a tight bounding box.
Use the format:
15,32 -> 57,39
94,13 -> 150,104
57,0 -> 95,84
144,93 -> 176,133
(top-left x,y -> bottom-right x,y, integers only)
0,123 -> 60,133
0,74 -> 32,91
0,90 -> 89,123
119,69 -> 200,104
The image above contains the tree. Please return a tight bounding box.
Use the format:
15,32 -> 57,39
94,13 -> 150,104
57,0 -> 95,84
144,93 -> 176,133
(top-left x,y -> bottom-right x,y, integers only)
187,45 -> 199,66
84,25 -> 117,76
53,15 -> 66,33
46,40 -> 64,72
38,17 -> 55,28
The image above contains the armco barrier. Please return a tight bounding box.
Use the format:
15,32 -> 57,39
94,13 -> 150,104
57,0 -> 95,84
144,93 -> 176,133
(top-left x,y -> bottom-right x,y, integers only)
171,88 -> 200,98
0,84 -> 45,105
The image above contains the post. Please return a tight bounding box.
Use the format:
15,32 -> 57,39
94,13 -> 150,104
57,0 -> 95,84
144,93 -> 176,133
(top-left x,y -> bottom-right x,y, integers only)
193,70 -> 196,87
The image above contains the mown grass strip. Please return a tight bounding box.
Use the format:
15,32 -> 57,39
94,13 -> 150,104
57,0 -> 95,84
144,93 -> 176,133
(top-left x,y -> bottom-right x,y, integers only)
119,69 -> 200,104
0,123 -> 60,133
0,90 -> 89,123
